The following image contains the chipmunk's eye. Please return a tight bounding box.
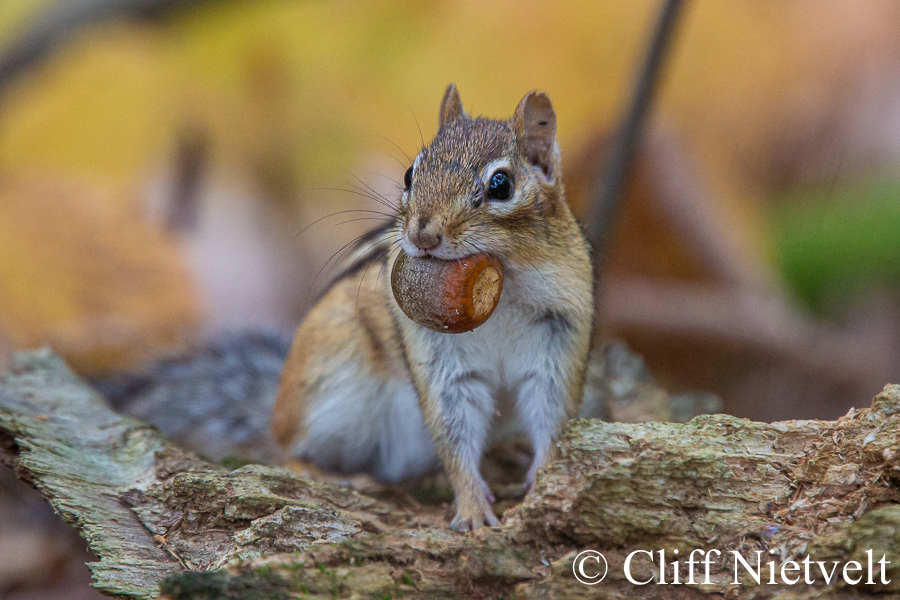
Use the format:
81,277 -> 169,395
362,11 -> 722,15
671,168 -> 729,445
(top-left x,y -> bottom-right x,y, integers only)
404,166 -> 413,191
486,170 -> 513,201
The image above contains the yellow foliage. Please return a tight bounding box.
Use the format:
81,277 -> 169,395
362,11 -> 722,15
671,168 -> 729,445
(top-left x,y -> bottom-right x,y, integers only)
0,0 -> 896,371
0,177 -> 199,373
0,0 -> 659,185
2,0 -> 889,188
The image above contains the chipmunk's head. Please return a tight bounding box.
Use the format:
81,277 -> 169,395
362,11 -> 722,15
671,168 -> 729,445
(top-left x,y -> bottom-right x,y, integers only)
398,84 -> 565,263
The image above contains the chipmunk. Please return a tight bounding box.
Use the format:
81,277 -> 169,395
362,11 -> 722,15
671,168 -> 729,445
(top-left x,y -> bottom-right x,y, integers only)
272,85 -> 594,530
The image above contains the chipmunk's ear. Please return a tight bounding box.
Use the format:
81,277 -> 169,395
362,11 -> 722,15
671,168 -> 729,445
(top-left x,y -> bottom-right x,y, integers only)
512,90 -> 557,179
439,84 -> 467,129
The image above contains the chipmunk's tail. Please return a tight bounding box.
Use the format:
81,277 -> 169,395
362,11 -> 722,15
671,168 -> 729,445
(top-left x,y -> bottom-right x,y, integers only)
93,331 -> 720,468
91,330 -> 292,465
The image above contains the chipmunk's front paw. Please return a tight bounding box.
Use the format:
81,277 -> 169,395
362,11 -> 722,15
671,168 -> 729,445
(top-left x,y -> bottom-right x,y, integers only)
449,497 -> 499,532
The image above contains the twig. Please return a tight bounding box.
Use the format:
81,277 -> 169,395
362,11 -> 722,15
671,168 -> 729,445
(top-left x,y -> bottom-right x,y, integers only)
583,0 -> 688,260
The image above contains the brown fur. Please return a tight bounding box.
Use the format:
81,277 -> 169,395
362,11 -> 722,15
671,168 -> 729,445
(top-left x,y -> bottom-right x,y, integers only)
273,85 -> 594,531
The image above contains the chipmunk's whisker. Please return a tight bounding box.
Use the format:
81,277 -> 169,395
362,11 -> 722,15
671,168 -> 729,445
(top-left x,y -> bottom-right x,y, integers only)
294,208 -> 398,240
348,176 -> 400,211
452,212 -> 477,231
331,227 -> 399,280
313,229 -> 395,287
367,171 -> 404,191
355,240 -> 395,315
316,186 -> 400,213
460,239 -> 482,261
333,217 -> 395,227
409,106 -> 426,151
374,135 -> 413,164
373,240 -> 403,302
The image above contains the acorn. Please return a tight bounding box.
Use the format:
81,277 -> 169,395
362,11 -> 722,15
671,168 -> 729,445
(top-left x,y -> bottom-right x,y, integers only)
391,252 -> 503,334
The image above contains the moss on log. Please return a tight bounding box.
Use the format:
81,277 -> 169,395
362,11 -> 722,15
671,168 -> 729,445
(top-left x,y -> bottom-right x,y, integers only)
2,350 -> 900,599
0,351 -> 393,597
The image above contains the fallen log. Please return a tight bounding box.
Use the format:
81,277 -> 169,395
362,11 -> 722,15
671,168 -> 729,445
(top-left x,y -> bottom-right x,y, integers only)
2,349 -> 899,599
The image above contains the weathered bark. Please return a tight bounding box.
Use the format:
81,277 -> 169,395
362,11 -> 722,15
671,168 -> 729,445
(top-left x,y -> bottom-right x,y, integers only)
2,349 -> 900,599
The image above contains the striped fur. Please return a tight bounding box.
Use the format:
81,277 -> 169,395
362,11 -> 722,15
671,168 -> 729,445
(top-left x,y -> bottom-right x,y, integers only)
273,86 -> 594,531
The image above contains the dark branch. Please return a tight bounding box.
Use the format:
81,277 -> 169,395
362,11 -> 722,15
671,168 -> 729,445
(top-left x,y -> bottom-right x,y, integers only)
583,0 -> 688,260
0,0 -> 225,95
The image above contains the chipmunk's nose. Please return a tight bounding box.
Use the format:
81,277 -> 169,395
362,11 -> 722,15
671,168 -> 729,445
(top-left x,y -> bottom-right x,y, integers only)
408,218 -> 442,252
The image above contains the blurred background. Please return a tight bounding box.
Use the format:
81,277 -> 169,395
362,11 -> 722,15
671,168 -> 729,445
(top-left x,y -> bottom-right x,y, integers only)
3,0 -> 900,597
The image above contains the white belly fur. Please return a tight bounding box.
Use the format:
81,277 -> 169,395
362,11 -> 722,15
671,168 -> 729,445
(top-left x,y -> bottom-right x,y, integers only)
295,263 -> 570,482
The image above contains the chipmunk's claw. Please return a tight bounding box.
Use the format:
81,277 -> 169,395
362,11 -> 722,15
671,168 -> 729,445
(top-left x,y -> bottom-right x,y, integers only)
449,516 -> 474,532
450,494 -> 500,532
450,511 -> 499,532
480,479 -> 496,504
